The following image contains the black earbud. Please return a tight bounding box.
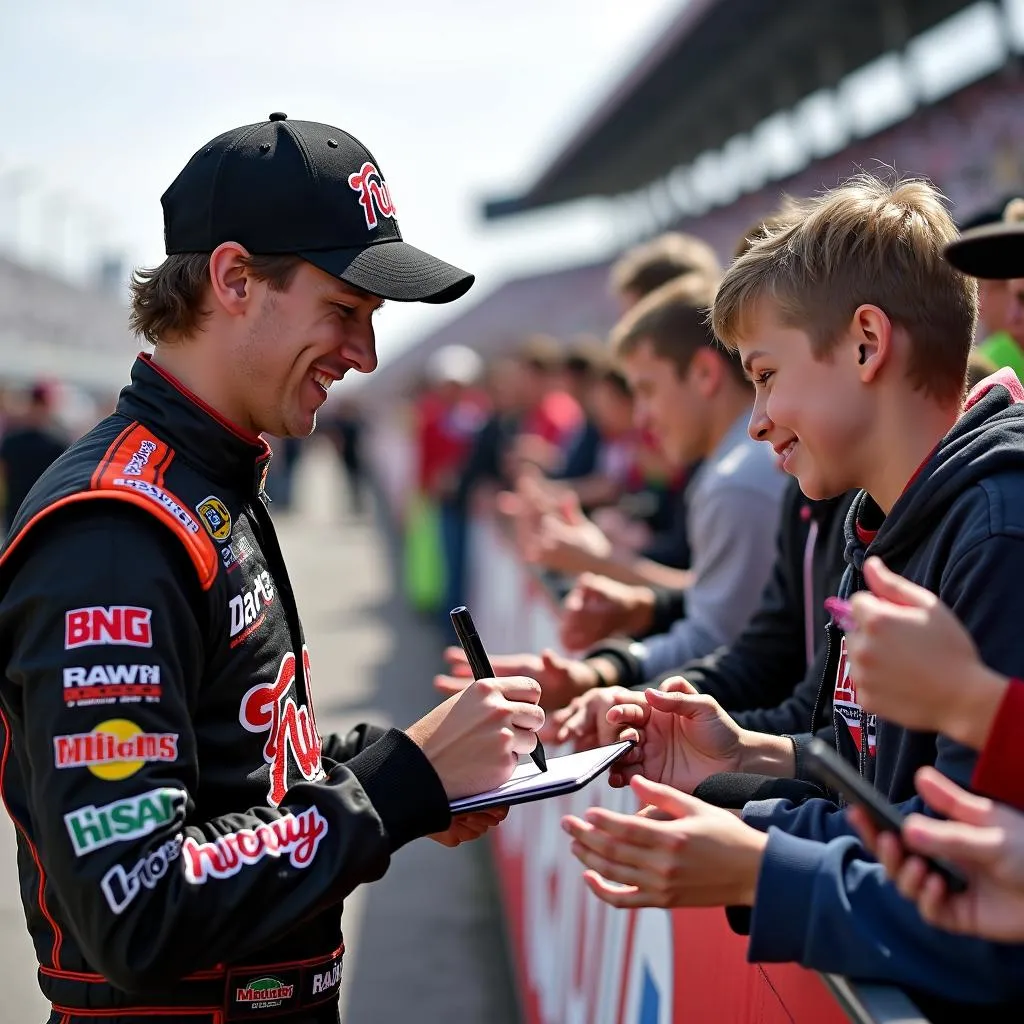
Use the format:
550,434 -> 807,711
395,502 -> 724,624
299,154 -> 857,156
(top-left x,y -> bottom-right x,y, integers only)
858,345 -> 867,365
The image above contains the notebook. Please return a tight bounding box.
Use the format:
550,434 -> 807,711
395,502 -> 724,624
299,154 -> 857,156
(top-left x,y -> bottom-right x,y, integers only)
449,740 -> 635,813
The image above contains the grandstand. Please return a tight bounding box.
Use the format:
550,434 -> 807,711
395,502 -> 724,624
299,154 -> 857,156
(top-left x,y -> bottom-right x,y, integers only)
0,254 -> 136,395
365,0 -> 1024,401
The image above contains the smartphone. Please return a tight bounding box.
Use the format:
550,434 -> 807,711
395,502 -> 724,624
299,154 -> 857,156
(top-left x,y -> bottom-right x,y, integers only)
804,738 -> 968,894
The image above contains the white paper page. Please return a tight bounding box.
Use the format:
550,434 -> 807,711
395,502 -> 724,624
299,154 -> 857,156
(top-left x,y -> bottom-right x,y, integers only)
449,741 -> 633,813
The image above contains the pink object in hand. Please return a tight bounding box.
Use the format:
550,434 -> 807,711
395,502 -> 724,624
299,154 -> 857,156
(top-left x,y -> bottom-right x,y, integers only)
824,596 -> 856,633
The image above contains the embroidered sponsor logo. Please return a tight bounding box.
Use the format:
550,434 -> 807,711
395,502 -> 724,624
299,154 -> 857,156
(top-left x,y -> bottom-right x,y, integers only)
182,806 -> 328,884
235,976 -> 296,1010
122,439 -> 159,477
100,835 -> 181,914
229,570 -> 275,646
112,477 -> 201,534
347,160 -> 397,231
311,961 -> 342,995
833,637 -> 876,756
65,606 -> 152,649
54,719 -> 179,780
221,532 -> 256,572
240,648 -> 323,806
65,787 -> 185,857
63,664 -> 162,706
196,494 -> 232,542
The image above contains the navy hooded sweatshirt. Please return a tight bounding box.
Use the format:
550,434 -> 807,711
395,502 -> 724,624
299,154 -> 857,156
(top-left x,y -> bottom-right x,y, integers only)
742,373 -> 1024,1004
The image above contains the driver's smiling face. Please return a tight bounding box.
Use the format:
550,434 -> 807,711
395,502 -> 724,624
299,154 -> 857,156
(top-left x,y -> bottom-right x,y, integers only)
237,263 -> 383,439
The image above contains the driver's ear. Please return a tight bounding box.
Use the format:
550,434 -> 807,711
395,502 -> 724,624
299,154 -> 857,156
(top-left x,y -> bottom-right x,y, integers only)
208,242 -> 253,314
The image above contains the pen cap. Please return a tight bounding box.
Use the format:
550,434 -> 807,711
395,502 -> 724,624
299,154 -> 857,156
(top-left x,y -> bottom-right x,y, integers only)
450,605 -> 477,638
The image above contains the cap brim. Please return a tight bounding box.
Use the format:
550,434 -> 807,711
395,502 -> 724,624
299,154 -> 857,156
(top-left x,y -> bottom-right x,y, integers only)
300,241 -> 474,304
944,221 -> 1024,280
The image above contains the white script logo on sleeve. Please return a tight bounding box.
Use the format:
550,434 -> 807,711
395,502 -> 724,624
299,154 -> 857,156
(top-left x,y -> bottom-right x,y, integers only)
182,806 -> 328,884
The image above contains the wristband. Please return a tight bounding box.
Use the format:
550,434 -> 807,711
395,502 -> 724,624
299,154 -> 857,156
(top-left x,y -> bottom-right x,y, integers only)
587,658 -> 615,688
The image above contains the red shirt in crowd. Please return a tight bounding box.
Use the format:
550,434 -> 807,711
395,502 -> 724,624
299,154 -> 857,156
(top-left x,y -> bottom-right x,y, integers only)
416,390 -> 488,496
971,678 -> 1024,811
522,390 -> 583,449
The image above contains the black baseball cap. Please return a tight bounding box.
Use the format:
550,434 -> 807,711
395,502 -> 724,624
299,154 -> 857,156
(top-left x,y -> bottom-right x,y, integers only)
944,220 -> 1024,280
161,112 -> 474,304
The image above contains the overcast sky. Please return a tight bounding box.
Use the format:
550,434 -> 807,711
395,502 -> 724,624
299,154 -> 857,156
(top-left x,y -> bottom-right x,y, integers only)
0,0 -> 682,363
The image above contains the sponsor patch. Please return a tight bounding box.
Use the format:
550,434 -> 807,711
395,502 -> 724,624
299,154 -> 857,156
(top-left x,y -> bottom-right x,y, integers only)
65,787 -> 185,857
347,160 -> 397,230
221,534 -> 255,573
310,959 -> 342,996
100,835 -> 182,914
112,477 -> 202,534
182,806 -> 327,884
240,648 -> 323,806
65,606 -> 152,650
229,570 -> 275,646
122,438 -> 159,477
196,494 -> 232,542
235,975 -> 297,1013
54,719 -> 178,780
63,664 -> 162,707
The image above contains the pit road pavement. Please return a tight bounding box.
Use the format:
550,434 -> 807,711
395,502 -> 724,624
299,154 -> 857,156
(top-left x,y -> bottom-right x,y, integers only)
0,438 -> 521,1024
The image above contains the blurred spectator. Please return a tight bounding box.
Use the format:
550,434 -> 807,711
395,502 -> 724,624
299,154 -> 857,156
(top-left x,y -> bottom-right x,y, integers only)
456,354 -> 528,513
418,346 -> 487,497
585,366 -> 639,498
323,396 -> 367,516
417,345 -> 488,616
0,382 -> 69,531
510,335 -> 584,477
973,198 -> 1024,380
538,349 -> 641,514
607,235 -> 725,571
550,337 -> 606,482
608,231 -> 721,311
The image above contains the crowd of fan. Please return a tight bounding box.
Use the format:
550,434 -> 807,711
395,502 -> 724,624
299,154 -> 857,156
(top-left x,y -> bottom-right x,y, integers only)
409,179 -> 1024,1018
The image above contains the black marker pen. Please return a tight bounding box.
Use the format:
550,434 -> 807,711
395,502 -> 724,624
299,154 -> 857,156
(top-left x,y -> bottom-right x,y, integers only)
450,605 -> 547,772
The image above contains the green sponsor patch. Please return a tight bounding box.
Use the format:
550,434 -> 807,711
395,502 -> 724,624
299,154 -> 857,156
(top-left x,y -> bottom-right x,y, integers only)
64,787 -> 185,857
235,975 -> 295,1007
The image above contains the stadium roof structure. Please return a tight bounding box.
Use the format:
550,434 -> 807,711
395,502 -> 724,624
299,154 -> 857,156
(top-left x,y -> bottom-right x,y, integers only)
484,0 -> 975,218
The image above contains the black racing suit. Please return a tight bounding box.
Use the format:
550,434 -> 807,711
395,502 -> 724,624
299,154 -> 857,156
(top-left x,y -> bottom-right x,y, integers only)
0,355 -> 452,1023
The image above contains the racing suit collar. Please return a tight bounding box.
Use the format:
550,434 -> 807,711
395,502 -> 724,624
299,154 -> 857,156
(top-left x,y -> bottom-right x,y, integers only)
119,355 -> 273,497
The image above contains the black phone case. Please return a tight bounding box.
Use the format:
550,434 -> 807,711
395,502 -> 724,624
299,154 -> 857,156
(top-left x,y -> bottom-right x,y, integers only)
803,739 -> 968,895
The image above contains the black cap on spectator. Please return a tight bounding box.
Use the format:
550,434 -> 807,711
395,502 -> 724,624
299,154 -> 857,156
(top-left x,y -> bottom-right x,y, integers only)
944,221 -> 1024,280
161,113 -> 474,304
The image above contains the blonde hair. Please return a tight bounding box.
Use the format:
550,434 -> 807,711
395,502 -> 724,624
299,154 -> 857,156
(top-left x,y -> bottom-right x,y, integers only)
1003,197 -> 1024,223
610,232 -> 722,300
610,272 -> 744,384
731,196 -> 809,260
712,173 -> 977,403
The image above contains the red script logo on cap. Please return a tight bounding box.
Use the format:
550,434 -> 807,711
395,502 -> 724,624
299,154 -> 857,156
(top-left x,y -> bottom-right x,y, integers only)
347,161 -> 396,231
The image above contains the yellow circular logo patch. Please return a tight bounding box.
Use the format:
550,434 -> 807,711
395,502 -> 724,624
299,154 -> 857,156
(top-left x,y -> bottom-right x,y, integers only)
91,719 -> 145,780
196,495 -> 232,542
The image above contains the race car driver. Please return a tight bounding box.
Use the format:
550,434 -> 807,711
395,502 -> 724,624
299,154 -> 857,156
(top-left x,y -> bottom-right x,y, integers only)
0,113 -> 543,1023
